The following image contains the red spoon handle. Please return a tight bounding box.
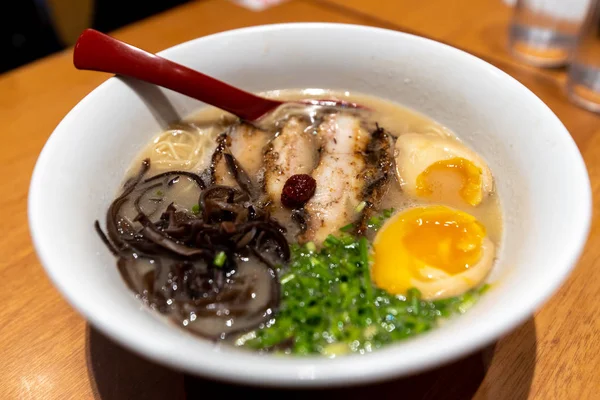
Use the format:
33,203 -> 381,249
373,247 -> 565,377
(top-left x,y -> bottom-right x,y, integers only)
73,29 -> 282,121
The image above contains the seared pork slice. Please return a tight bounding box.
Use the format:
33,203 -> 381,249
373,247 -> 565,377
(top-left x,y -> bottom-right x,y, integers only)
211,134 -> 236,187
264,117 -> 318,206
300,114 -> 370,244
211,122 -> 271,187
356,125 -> 395,234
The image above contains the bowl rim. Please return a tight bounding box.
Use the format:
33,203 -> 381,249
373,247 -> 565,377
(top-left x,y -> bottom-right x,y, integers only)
28,22 -> 592,387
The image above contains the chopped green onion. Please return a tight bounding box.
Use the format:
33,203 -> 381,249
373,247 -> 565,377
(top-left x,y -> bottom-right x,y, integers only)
407,288 -> 421,314
478,283 -> 491,295
242,207 -> 487,355
340,223 -> 354,232
213,251 -> 226,267
191,204 -> 200,214
367,207 -> 396,231
156,190 -> 164,196
322,342 -> 350,357
280,273 -> 296,285
323,235 -> 341,247
355,201 -> 367,213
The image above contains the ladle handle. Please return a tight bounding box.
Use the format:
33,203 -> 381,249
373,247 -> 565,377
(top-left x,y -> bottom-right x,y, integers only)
73,29 -> 282,121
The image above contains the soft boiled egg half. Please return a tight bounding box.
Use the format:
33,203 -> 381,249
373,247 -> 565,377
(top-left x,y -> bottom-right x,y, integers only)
371,205 -> 495,300
395,133 -> 494,207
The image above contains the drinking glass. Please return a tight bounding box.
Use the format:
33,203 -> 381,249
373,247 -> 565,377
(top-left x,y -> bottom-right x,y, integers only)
567,1 -> 600,113
509,0 -> 593,67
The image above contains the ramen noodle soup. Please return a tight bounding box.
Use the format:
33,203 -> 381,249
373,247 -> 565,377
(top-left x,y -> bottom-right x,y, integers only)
96,89 -> 502,356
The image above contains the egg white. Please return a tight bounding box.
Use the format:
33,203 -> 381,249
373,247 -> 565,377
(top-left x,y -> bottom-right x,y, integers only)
394,133 -> 494,204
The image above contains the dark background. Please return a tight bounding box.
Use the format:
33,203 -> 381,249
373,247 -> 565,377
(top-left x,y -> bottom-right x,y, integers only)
0,0 -> 190,74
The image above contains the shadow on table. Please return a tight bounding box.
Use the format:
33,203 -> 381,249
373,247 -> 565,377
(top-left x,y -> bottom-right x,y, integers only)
86,318 -> 537,400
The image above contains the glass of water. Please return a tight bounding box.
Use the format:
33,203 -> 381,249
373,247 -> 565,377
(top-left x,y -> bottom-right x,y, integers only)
509,0 -> 593,67
567,1 -> 600,113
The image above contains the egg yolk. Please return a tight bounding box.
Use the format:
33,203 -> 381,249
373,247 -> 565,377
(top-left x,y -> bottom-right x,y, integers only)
372,205 -> 486,295
415,157 -> 483,206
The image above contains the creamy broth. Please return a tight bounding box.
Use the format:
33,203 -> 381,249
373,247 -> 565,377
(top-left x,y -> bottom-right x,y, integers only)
105,89 -> 502,354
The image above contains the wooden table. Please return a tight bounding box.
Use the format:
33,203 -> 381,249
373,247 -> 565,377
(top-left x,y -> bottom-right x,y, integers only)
1,0 -> 598,398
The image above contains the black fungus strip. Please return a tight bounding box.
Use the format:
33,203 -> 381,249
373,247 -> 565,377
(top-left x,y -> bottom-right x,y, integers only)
94,220 -> 118,256
291,208 -> 308,233
117,257 -> 140,293
224,152 -> 259,200
97,157 -> 290,340
136,213 -> 207,258
134,182 -> 163,216
144,170 -> 206,190
106,159 -> 151,252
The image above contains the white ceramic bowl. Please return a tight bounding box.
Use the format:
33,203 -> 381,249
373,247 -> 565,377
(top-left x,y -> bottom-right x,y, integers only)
29,23 -> 591,387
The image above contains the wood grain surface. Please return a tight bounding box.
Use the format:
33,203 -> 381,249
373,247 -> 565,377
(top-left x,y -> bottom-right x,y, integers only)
1,0 -> 598,399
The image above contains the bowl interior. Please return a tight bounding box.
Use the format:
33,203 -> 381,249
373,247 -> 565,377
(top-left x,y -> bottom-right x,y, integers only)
29,23 -> 591,386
